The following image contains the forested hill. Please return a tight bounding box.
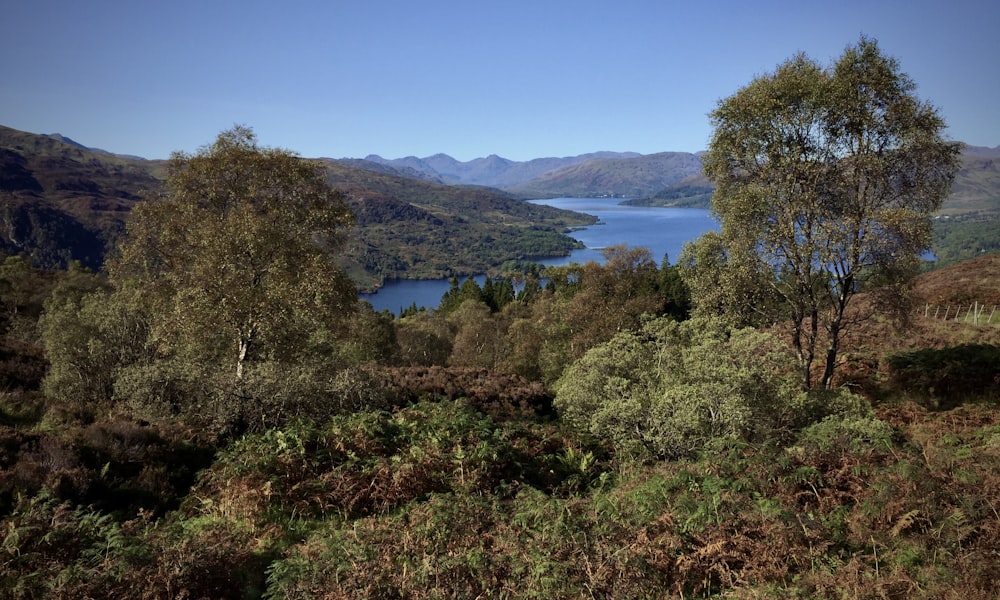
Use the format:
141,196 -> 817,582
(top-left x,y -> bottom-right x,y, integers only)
316,159 -> 596,289
4,123 -> 995,283
0,125 -> 595,287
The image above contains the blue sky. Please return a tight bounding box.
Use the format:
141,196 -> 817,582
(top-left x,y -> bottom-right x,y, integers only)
2,0 -> 998,161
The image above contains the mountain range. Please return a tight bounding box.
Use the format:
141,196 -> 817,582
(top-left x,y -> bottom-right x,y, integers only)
352,151 -> 704,199
1,124 -> 998,288
358,151 -> 641,188
347,145 -> 1000,214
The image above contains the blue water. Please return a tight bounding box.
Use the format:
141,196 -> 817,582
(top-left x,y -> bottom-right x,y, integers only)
359,198 -> 719,314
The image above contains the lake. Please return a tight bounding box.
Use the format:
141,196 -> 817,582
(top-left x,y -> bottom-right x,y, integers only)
359,198 -> 719,314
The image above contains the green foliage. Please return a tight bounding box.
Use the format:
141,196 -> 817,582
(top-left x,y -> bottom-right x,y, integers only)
113,358 -> 400,435
400,245 -> 690,383
0,255 -> 54,341
394,311 -> 452,366
555,317 -> 815,460
39,284 -> 149,413
0,260 -> 85,399
625,182 -> 715,209
4,397 -> 1000,598
793,413 -> 895,457
695,37 -> 962,389
526,245 -> 690,381
112,126 -> 357,381
679,231 -> 780,328
8,122 -> 1000,598
931,217 -> 1000,268
336,301 -> 400,365
334,166 -> 595,286
39,127 -> 388,433
436,276 -> 484,314
436,275 -> 517,316
142,515 -> 271,599
0,491 -> 134,598
194,399 -> 586,531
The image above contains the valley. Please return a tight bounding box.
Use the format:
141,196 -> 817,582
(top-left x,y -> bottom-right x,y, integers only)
0,123 -> 998,599
2,124 -> 997,291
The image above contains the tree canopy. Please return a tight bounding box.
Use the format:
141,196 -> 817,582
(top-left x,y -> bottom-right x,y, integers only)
112,126 -> 356,382
686,37 -> 962,389
39,127 -> 363,431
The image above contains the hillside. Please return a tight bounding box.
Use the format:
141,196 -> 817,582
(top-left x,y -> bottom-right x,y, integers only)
941,145 -> 1000,216
1,249 -> 998,598
622,171 -> 715,208
913,252 -> 1000,307
4,124 -> 997,283
629,145 -> 1000,215
316,159 -> 597,288
824,253 -> 1000,399
0,125 -> 595,287
363,150 -> 704,199
506,152 -> 704,199
0,125 -> 165,269
363,145 -> 1000,213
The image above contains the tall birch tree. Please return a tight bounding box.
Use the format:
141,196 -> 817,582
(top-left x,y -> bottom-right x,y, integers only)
112,126 -> 355,385
690,37 -> 961,389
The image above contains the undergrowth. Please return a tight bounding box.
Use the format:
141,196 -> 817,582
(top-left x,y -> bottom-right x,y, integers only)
4,396 -> 999,599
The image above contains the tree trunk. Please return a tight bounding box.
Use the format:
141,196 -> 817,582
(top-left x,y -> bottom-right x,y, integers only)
821,321 -> 841,389
822,276 -> 853,389
236,337 -> 249,381
236,325 -> 255,381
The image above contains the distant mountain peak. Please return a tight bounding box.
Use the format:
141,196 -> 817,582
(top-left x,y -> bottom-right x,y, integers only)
360,151 -> 656,191
40,132 -> 146,160
45,133 -> 88,149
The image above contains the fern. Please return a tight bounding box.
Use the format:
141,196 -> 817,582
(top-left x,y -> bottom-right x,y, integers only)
890,509 -> 921,538
934,508 -> 975,546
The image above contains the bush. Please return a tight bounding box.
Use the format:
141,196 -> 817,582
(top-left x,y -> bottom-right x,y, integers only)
554,317 -> 864,461
792,413 -> 895,457
0,492 -> 137,598
115,359 -> 398,437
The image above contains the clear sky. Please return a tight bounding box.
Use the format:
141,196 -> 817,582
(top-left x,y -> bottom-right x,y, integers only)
2,0 -> 998,161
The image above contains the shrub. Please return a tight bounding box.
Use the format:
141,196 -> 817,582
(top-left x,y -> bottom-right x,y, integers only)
115,358 -> 398,437
793,413 -> 895,457
554,317 -> 858,461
